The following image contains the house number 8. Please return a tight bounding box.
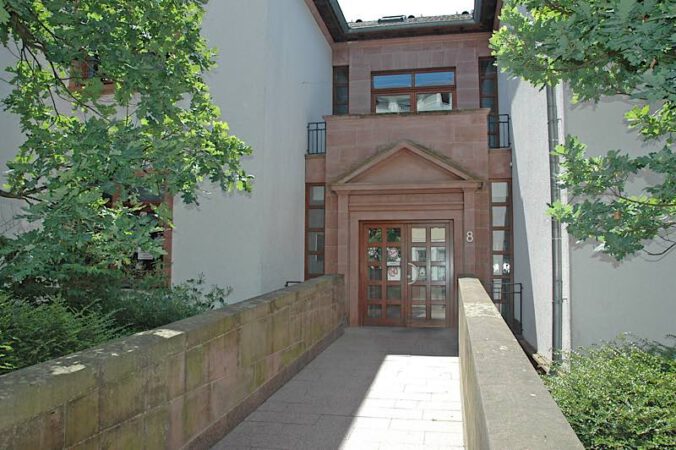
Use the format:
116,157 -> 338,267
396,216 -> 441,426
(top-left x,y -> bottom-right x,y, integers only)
466,231 -> 474,243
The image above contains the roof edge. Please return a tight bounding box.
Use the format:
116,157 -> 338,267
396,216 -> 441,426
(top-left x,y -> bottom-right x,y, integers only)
312,0 -> 498,42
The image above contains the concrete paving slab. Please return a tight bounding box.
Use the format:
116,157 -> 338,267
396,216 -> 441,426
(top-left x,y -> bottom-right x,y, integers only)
212,327 -> 463,449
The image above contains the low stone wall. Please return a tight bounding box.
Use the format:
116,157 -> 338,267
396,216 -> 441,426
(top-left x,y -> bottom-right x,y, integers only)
0,275 -> 345,450
459,277 -> 583,450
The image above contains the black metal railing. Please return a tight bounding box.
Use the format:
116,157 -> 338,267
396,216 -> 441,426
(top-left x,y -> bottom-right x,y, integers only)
307,122 -> 326,155
491,281 -> 523,335
488,114 -> 511,149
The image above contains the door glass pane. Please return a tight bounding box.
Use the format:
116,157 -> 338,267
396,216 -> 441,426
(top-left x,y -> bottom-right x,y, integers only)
492,182 -> 509,203
368,227 -> 382,243
415,71 -> 454,87
387,305 -> 401,320
431,265 -> 446,281
492,279 -> 504,301
412,227 -> 426,242
368,247 -> 381,261
431,304 -> 446,320
373,73 -> 412,89
411,286 -> 426,301
368,285 -> 382,300
480,59 -> 497,76
368,266 -> 382,281
431,286 -> 446,301
375,95 -> 411,113
387,266 -> 401,281
309,186 -> 325,206
431,227 -> 446,242
481,79 -> 496,95
492,230 -> 509,252
386,247 -> 401,266
431,247 -> 446,262
411,304 -> 426,320
334,66 -> 348,84
480,97 -> 495,110
387,285 -> 401,300
368,304 -> 382,318
411,247 -> 427,262
307,232 -> 324,252
335,86 -> 348,104
334,104 -> 348,115
387,228 -> 401,242
492,206 -> 508,227
308,209 -> 324,228
417,267 -> 427,281
417,92 -> 452,112
493,255 -> 512,275
308,254 -> 324,274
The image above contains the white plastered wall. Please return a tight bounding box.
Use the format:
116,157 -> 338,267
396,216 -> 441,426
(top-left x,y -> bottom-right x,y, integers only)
562,89 -> 676,347
0,1 -> 333,303
0,47 -> 28,237
498,72 -> 557,358
171,0 -> 333,302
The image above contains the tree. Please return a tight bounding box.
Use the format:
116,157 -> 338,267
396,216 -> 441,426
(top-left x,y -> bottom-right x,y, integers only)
491,0 -> 675,260
0,0 -> 252,301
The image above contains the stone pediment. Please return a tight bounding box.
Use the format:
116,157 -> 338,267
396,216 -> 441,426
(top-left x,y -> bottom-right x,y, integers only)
332,141 -> 481,192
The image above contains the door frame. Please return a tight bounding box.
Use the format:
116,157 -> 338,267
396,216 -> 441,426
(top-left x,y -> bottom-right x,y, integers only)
359,220 -> 454,328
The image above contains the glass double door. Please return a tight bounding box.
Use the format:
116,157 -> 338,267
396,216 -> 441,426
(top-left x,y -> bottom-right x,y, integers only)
360,222 -> 452,327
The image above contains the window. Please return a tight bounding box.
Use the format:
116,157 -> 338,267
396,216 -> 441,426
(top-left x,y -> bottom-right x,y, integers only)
70,55 -> 115,94
105,186 -> 173,283
479,58 -> 499,147
333,66 -> 349,115
490,181 -> 513,309
305,184 -> 325,279
371,68 -> 455,114
133,188 -> 173,279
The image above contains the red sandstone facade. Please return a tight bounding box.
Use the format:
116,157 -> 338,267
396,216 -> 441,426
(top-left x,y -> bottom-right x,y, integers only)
305,28 -> 512,329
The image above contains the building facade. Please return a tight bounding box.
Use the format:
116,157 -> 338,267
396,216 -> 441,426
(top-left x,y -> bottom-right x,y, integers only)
0,0 -> 673,361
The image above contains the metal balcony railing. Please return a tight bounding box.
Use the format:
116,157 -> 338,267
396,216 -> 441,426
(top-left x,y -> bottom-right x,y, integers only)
488,113 -> 511,149
307,122 -> 326,155
491,281 -> 523,335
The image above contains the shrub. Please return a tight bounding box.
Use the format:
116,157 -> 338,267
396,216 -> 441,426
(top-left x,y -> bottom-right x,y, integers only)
0,277 -> 230,375
544,338 -> 676,449
101,277 -> 230,332
0,294 -> 122,375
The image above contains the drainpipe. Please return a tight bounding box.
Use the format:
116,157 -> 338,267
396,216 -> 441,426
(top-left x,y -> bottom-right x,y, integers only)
546,86 -> 563,361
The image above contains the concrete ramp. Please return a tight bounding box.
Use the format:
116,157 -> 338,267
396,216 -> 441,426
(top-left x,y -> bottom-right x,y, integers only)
213,327 -> 463,449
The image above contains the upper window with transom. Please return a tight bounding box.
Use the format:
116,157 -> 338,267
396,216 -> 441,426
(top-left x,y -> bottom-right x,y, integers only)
371,68 -> 455,114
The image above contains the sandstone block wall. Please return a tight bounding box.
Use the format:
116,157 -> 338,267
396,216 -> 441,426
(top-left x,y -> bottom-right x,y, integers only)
0,275 -> 345,450
458,277 -> 583,449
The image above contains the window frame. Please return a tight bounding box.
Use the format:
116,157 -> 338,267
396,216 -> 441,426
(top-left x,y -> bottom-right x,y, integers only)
69,55 -> 115,94
479,57 -> 500,147
371,67 -> 457,114
305,183 -> 326,279
333,66 -> 349,115
107,184 -> 173,284
489,180 -> 513,284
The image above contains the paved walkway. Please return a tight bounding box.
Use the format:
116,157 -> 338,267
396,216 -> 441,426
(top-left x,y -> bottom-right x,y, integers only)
213,327 -> 463,450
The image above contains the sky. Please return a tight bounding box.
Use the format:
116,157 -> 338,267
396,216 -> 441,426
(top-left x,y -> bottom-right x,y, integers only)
337,0 -> 475,22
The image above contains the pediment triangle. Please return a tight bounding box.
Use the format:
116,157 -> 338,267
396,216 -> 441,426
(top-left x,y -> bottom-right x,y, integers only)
335,141 -> 478,186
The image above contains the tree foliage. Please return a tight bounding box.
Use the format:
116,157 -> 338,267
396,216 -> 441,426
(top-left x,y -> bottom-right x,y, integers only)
491,0 -> 675,259
0,0 -> 252,297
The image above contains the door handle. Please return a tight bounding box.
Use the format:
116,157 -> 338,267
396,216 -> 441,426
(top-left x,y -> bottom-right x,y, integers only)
408,262 -> 418,285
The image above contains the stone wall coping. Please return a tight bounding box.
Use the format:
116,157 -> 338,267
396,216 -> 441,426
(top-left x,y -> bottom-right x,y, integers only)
0,274 -> 344,449
459,277 -> 584,450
